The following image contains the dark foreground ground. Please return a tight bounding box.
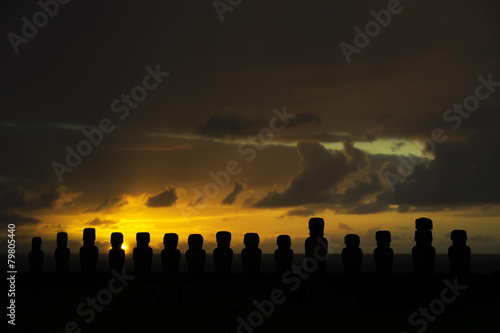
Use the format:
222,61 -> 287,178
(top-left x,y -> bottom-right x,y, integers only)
5,270 -> 500,333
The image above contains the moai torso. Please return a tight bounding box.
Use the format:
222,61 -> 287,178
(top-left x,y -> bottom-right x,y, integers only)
274,234 -> 293,276
55,232 -> 70,273
305,217 -> 328,274
241,233 -> 261,274
161,233 -> 180,274
448,230 -> 471,274
186,234 -> 206,274
109,232 -> 125,272
29,237 -> 44,272
80,228 -> 99,272
342,234 -> 362,273
133,232 -> 153,274
374,230 -> 393,273
213,231 -> 233,273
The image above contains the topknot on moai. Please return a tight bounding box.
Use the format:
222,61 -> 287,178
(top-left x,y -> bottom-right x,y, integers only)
109,232 -> 125,272
29,237 -> 44,272
275,235 -> 293,275
55,232 -> 70,273
162,233 -> 180,274
80,228 -> 99,273
133,232 -> 153,274
214,231 -> 233,274
412,218 -> 435,274
186,234 -> 206,274
242,233 -> 262,274
448,230 -> 471,275
342,234 -> 362,273
374,231 -> 393,273
305,217 -> 328,274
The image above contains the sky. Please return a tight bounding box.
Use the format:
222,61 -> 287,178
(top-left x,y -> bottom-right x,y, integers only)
1,0 -> 500,255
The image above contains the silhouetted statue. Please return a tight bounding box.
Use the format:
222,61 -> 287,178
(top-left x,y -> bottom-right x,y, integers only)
448,230 -> 471,274
412,218 -> 435,274
186,234 -> 206,274
109,232 -> 125,272
161,233 -> 181,274
342,234 -> 362,273
241,233 -> 262,274
374,231 -> 393,273
133,232 -> 153,274
79,228 -> 99,272
274,235 -> 293,276
29,237 -> 44,272
55,232 -> 70,273
213,231 -> 233,274
305,217 -> 328,274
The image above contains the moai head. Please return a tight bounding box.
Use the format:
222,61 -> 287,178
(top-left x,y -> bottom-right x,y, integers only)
376,231 -> 391,248
83,228 -> 96,246
57,232 -> 68,248
344,234 -> 360,248
136,232 -> 150,247
110,232 -> 123,249
244,233 -> 260,249
163,233 -> 179,250
32,237 -> 42,251
188,234 -> 204,250
216,231 -> 231,249
277,235 -> 291,249
415,217 -> 433,231
451,230 -> 467,246
308,217 -> 325,237
414,230 -> 433,247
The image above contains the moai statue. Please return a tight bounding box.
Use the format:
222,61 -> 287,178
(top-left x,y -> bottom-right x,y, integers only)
448,230 -> 471,274
305,217 -> 328,274
213,231 -> 233,274
342,234 -> 362,273
133,232 -> 153,274
374,231 -> 393,273
161,233 -> 181,274
186,234 -> 206,274
412,218 -> 435,274
29,237 -> 44,272
80,228 -> 99,272
274,235 -> 293,276
55,232 -> 70,273
241,233 -> 262,274
109,232 -> 125,272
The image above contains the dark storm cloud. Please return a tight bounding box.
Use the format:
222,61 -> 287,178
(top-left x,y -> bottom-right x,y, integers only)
86,218 -> 119,227
0,213 -> 41,228
254,141 -> 368,207
145,187 -> 178,208
222,181 -> 245,205
286,209 -> 316,217
197,112 -> 322,139
0,184 -> 72,211
85,195 -> 128,213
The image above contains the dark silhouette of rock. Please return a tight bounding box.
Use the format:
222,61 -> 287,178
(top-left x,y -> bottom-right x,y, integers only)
274,234 -> 293,276
186,234 -> 206,274
241,233 -> 262,274
29,237 -> 44,272
374,230 -> 393,273
133,232 -> 153,274
342,234 -> 362,273
305,217 -> 328,274
55,232 -> 70,273
213,231 -> 233,274
448,230 -> 471,274
161,233 -> 181,274
412,218 -> 435,274
109,232 -> 125,272
79,228 -> 99,272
